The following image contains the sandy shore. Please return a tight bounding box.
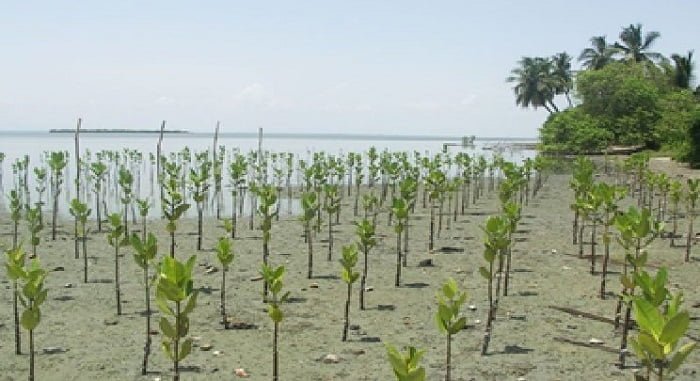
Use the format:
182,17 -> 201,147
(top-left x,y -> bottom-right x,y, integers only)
1,164 -> 699,380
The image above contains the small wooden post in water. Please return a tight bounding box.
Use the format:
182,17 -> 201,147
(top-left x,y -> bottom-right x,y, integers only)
74,117 -> 82,259
156,120 -> 166,212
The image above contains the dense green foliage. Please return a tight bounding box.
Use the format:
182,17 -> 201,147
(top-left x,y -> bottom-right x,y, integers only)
510,23 -> 700,158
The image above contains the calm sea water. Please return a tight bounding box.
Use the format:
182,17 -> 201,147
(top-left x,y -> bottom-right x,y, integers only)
0,131 -> 536,218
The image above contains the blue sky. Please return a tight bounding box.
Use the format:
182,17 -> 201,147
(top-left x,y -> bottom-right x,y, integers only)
0,1 -> 698,137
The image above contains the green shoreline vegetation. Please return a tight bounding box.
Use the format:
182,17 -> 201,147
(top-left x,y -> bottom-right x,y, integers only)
508,23 -> 700,166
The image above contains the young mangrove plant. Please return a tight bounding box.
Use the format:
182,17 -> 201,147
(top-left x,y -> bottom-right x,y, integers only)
9,190 -> 22,250
90,161 -> 108,232
25,204 -> 43,258
215,236 -> 234,328
323,183 -> 341,261
156,255 -> 198,381
399,176 -> 418,266
435,277 -> 468,381
669,179 -> 683,246
69,198 -> 91,282
162,161 -> 190,258
479,215 -> 510,355
261,264 -> 289,381
597,182 -> 626,299
391,197 -> 409,286
385,344 -> 426,381
228,153 -> 247,239
131,232 -> 158,375
189,159 -> 211,250
14,257 -> 48,381
629,270 -> 696,381
301,191 -> 319,279
135,199 -> 151,240
426,169 -> 446,251
118,166 -> 135,237
613,207 -> 661,367
5,246 -> 26,355
107,213 -> 128,315
684,178 -> 699,262
356,218 -> 376,310
48,151 -> 67,241
340,245 -> 360,341
257,184 -> 278,301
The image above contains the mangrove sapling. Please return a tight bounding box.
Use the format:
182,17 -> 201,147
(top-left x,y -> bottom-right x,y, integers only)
228,153 -> 247,239
135,199 -> 151,241
9,190 -> 22,250
426,169 -> 446,251
90,161 -> 107,232
300,192 -> 319,278
261,264 -> 290,381
48,151 -> 67,241
131,232 -> 158,375
118,166 -> 135,238
215,236 -> 234,328
613,207 -> 662,367
162,161 -> 190,258
5,246 -> 26,354
399,176 -> 418,266
570,157 -> 594,245
630,287 -> 696,380
189,160 -> 211,250
479,215 -> 510,355
655,173 -> 670,222
33,167 -> 47,227
684,179 -> 699,262
385,344 -> 427,381
669,180 -> 683,246
597,183 -> 626,299
502,200 -> 521,296
362,193 -> 379,230
356,218 -> 377,310
107,213 -> 129,315
257,184 -> 278,301
69,199 -> 91,283
156,255 -> 198,381
340,245 -> 360,341
391,197 -> 408,287
25,204 -> 43,258
323,183 -> 341,261
9,256 -> 48,381
353,156 -> 364,216
435,278 -> 468,381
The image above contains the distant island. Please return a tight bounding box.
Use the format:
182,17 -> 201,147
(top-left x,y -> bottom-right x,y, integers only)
49,128 -> 189,134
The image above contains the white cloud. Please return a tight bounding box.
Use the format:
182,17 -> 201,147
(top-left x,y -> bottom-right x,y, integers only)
459,94 -> 476,106
236,83 -> 272,105
155,96 -> 175,105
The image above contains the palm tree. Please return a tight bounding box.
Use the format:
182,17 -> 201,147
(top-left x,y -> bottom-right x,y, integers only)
579,35 -> 619,70
507,56 -> 559,114
671,51 -> 695,89
551,52 -> 574,107
613,23 -> 664,63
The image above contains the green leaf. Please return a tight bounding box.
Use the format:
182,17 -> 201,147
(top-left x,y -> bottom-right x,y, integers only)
181,292 -> 198,315
21,307 -> 40,331
478,266 -> 491,280
637,332 -> 663,359
668,342 -> 696,372
449,317 -> 467,334
159,317 -> 177,339
161,340 -> 174,360
659,311 -> 689,345
178,338 -> 192,361
633,299 -> 664,337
